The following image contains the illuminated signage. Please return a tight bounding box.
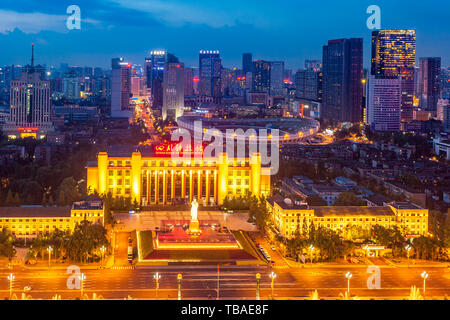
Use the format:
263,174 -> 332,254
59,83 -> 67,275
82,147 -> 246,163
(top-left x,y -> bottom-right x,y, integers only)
153,142 -> 204,156
18,127 -> 38,132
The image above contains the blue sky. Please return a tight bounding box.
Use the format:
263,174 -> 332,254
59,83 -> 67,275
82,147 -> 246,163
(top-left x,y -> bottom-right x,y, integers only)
0,0 -> 448,70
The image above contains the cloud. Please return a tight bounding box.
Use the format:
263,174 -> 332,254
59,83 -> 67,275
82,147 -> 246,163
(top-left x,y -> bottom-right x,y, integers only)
0,9 -> 100,34
108,0 -> 268,28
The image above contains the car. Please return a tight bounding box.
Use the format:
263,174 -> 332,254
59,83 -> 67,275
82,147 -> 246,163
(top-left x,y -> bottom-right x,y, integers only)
23,286 -> 31,292
128,237 -> 132,244
271,246 -> 276,251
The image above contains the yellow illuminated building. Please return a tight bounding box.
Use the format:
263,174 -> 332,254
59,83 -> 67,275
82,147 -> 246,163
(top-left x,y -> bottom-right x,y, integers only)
0,198 -> 104,238
86,145 -> 271,205
267,197 -> 428,239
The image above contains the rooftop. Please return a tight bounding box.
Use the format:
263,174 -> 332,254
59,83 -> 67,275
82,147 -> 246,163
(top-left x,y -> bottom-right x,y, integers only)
311,206 -> 395,217
0,206 -> 71,218
389,202 -> 424,210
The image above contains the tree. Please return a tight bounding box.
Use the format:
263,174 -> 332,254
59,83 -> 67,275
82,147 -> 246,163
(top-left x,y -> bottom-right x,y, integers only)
48,195 -> 54,207
0,228 -> 15,259
5,190 -> 14,206
58,191 -> 66,206
58,177 -> 81,205
13,193 -> 20,206
334,192 -> 366,206
66,220 -> 109,263
41,194 -> 47,207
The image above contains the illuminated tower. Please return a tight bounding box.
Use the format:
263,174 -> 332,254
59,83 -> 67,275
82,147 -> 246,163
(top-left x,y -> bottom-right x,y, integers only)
163,57 -> 185,121
4,44 -> 53,139
371,30 -> 416,122
145,50 -> 167,108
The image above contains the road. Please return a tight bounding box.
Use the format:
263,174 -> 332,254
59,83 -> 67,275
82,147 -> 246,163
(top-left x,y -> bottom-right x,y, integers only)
1,265 -> 449,300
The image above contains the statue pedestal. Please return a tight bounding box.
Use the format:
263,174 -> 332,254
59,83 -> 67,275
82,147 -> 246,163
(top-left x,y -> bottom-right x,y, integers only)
187,220 -> 202,236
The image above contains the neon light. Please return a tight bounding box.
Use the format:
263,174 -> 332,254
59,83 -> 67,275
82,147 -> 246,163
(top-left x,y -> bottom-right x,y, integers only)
153,142 -> 204,156
17,127 -> 38,132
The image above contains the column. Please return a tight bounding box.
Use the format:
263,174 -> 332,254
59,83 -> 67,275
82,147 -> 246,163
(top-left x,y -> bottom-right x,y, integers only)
162,170 -> 167,204
97,152 -> 108,195
171,170 -> 175,203
181,170 -> 186,200
214,170 -> 218,205
189,170 -> 194,203
154,170 -> 159,204
131,152 -> 142,203
217,153 -> 228,205
146,170 -> 151,205
250,152 -> 261,197
205,170 -> 210,206
197,170 -> 202,203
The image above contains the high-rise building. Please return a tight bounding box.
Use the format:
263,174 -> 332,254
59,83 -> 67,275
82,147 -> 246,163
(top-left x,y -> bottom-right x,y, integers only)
242,53 -> 253,75
252,60 -> 271,93
3,44 -> 53,138
295,61 -> 322,101
63,75 -> 80,100
270,61 -> 285,96
322,38 -> 363,123
371,30 -> 416,122
443,104 -> 450,133
145,50 -> 167,108
367,75 -> 402,131
304,60 -> 322,70
111,57 -> 132,119
184,67 -> 194,97
418,57 -> 441,111
199,50 -> 222,100
163,58 -> 185,121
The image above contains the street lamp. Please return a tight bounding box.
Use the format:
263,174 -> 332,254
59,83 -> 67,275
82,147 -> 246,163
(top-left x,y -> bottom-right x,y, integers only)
345,272 -> 353,295
309,245 -> 315,263
256,273 -> 261,300
269,271 -> 277,299
80,273 -> 86,297
154,272 -> 161,298
47,246 -> 53,268
100,245 -> 106,267
177,273 -> 182,300
421,271 -> 429,295
7,273 -> 14,299
405,245 -> 412,267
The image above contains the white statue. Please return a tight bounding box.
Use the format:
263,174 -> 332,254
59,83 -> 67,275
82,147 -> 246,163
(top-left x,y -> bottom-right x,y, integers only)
191,198 -> 199,222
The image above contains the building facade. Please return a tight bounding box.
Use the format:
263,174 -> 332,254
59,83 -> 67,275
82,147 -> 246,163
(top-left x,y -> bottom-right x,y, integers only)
0,199 -> 104,239
367,75 -> 402,131
267,197 -> 428,239
418,57 -> 441,111
270,61 -> 285,96
199,50 -> 222,99
3,45 -> 53,139
371,30 -> 416,122
252,60 -> 271,93
86,146 -> 271,206
322,38 -> 363,123
162,62 -> 185,120
111,58 -> 132,119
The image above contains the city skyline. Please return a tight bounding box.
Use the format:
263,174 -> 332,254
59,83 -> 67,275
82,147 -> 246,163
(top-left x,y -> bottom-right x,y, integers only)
0,0 -> 449,69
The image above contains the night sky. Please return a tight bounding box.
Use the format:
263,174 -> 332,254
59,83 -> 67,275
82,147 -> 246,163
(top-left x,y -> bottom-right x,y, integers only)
0,0 -> 448,70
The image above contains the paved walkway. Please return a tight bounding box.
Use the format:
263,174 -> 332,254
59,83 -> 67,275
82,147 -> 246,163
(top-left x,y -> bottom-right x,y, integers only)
114,211 -> 257,232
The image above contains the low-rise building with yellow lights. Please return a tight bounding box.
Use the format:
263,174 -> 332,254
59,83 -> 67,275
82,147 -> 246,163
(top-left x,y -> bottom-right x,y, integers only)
86,145 -> 271,206
267,196 -> 428,239
0,198 -> 104,239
